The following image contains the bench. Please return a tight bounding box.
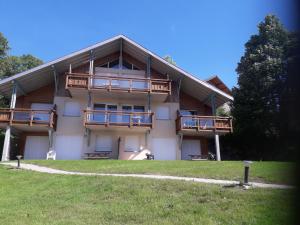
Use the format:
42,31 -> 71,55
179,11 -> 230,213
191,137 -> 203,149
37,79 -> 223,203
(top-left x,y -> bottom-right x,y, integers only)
84,152 -> 111,160
189,154 -> 207,161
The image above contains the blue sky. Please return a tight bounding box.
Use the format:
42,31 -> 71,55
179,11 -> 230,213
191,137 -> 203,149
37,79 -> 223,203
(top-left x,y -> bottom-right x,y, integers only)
0,0 -> 297,88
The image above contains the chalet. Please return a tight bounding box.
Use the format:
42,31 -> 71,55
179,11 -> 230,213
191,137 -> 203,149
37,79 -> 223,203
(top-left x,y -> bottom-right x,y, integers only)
0,35 -> 233,161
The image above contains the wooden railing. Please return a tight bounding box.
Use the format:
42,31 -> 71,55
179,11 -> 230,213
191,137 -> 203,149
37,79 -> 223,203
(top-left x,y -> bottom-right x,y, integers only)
176,114 -> 232,133
84,109 -> 154,128
0,108 -> 57,130
66,73 -> 171,94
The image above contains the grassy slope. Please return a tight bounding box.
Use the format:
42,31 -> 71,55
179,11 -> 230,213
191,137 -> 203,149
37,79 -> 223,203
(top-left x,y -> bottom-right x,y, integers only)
0,166 -> 295,225
27,160 -> 295,185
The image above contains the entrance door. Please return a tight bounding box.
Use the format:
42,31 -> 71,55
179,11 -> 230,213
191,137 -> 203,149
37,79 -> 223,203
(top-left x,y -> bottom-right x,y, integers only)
55,135 -> 83,159
181,139 -> 201,160
152,138 -> 177,160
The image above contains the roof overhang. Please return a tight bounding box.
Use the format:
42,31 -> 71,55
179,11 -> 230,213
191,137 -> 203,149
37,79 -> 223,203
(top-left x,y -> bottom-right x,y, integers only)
0,35 -> 233,107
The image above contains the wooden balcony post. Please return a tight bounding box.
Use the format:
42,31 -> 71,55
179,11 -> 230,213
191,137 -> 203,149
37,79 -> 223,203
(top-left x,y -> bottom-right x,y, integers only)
9,110 -> 13,126
49,111 -> 54,128
106,112 -> 109,127
108,78 -> 112,91
30,110 -> 34,126
129,79 -> 132,92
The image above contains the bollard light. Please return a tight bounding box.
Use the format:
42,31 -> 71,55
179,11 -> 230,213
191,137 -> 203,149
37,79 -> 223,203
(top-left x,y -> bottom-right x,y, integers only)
16,155 -> 22,169
243,161 -> 252,185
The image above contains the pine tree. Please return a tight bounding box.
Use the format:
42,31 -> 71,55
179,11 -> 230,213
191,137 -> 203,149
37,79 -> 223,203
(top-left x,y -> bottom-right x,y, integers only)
232,15 -> 289,159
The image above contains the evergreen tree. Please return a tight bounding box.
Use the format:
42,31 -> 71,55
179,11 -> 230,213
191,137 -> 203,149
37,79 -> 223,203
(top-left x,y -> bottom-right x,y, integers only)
231,15 -> 290,159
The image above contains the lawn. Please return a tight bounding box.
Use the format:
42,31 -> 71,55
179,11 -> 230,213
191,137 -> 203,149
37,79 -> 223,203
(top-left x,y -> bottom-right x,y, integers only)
0,166 -> 295,225
27,160 -> 295,185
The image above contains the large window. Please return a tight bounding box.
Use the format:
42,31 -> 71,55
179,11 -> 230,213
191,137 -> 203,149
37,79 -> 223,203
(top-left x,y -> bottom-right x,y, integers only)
92,104 -> 117,123
64,101 -> 81,117
100,59 -> 139,70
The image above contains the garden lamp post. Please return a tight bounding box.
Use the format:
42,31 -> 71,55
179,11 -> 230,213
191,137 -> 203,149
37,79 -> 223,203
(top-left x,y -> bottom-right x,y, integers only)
243,161 -> 252,185
16,155 -> 22,169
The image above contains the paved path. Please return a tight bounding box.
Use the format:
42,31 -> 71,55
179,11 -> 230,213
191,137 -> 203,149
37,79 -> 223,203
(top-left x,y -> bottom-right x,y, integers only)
1,162 -> 294,189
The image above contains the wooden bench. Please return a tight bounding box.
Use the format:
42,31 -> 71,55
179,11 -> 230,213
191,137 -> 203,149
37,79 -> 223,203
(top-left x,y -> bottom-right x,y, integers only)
189,154 -> 207,161
84,152 -> 111,160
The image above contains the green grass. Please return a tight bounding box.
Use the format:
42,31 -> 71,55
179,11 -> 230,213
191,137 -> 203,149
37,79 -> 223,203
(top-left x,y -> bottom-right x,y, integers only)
27,160 -> 295,185
0,166 -> 295,225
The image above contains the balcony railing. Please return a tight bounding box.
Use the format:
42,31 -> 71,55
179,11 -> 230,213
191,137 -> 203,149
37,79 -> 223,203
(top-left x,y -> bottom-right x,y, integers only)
0,108 -> 57,130
176,115 -> 232,133
66,73 -> 171,94
84,109 -> 154,128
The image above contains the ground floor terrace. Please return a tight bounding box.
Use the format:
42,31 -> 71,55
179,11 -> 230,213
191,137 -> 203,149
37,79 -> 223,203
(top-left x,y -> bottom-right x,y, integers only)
2,127 -> 218,161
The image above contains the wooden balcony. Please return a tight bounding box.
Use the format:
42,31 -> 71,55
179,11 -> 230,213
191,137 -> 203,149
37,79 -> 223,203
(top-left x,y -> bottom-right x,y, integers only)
83,109 -> 154,131
176,114 -> 232,136
65,73 -> 171,101
0,108 -> 57,131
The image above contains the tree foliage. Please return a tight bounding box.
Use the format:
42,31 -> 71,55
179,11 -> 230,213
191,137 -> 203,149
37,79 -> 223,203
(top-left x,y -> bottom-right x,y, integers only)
164,55 -> 176,65
0,32 -> 42,79
230,15 -> 297,160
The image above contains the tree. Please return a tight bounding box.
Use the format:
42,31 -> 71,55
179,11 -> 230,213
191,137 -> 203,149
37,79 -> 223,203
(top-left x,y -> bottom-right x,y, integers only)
0,32 -> 42,79
231,15 -> 290,160
0,55 -> 43,79
164,55 -> 176,65
0,32 -> 9,59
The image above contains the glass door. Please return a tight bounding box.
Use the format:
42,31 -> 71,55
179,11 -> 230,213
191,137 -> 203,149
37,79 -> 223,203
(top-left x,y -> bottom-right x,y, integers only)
93,104 -> 106,123
122,105 -> 132,124
107,104 -> 118,123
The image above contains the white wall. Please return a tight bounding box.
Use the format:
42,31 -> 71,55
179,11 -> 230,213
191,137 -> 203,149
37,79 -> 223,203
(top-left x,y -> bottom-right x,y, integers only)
52,96 -> 180,160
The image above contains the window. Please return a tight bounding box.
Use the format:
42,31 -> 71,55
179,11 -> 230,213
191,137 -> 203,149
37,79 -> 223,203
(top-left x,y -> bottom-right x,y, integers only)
125,136 -> 140,152
92,104 -> 117,123
99,59 -> 140,70
64,101 -> 80,117
156,106 -> 170,120
96,135 -> 112,152
180,110 -> 197,116
109,60 -> 119,69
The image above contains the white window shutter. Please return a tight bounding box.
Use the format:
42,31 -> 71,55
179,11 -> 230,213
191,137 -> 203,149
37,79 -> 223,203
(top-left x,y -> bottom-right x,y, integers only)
64,101 -> 81,116
156,106 -> 170,120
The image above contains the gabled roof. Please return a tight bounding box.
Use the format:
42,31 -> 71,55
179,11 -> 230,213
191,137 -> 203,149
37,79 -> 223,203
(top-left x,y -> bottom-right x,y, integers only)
206,75 -> 232,95
0,35 -> 233,106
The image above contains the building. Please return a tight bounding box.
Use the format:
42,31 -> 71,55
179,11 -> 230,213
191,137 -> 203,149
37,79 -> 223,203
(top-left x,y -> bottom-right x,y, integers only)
0,35 -> 233,161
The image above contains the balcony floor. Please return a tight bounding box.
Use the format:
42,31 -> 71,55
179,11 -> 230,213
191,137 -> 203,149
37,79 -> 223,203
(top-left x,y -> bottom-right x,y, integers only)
69,88 -> 168,102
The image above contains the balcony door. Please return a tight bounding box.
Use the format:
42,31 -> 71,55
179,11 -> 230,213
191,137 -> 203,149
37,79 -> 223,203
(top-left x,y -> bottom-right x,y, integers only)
121,105 -> 146,124
93,104 -> 117,124
180,110 -> 197,128
31,103 -> 53,122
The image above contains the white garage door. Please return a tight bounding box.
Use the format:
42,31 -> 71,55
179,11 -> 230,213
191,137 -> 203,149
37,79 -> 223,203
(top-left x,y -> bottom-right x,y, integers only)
181,139 -> 201,160
152,138 -> 177,160
55,135 -> 83,160
24,136 -> 49,159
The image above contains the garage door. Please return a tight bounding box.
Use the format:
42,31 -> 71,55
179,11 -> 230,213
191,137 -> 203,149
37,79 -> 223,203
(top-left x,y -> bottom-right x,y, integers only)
55,135 -> 83,160
181,139 -> 201,160
24,136 -> 49,159
152,138 -> 177,160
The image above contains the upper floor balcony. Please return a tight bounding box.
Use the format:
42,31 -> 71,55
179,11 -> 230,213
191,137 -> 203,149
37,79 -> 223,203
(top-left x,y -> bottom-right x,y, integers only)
65,69 -> 171,101
83,109 -> 154,132
0,107 -> 57,131
175,111 -> 232,136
